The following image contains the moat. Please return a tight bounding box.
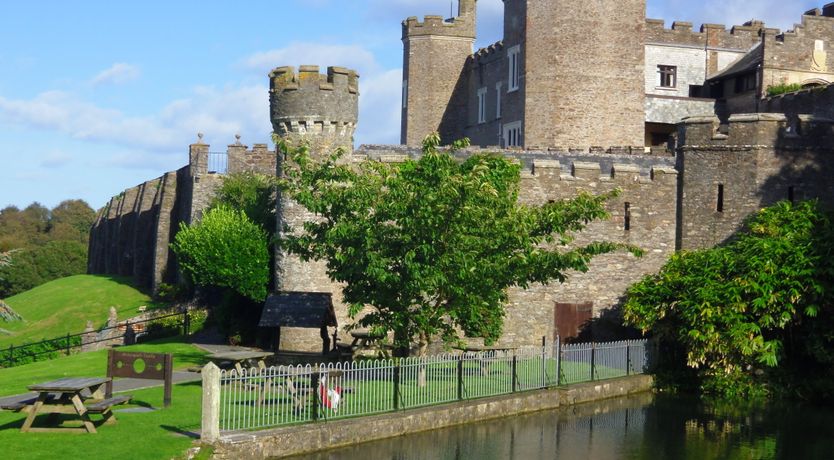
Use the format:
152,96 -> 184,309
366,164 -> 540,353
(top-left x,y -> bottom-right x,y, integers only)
293,393 -> 834,460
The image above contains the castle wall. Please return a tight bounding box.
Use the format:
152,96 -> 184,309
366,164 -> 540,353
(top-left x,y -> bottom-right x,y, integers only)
461,42 -> 506,146
678,113 -> 834,250
763,83 -> 834,119
522,0 -> 646,148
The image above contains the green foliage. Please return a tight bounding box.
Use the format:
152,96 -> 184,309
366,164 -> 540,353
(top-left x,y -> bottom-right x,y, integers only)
766,83 -> 803,97
279,132 -> 626,355
211,172 -> 277,235
171,206 -> 269,302
1,335 -> 82,368
0,240 -> 87,297
624,200 -> 834,399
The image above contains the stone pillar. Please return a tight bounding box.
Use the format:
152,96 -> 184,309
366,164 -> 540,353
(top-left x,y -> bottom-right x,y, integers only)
201,362 -> 221,442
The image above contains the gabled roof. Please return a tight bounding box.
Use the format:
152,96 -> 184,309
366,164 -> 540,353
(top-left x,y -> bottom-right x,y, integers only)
708,43 -> 763,81
258,292 -> 337,328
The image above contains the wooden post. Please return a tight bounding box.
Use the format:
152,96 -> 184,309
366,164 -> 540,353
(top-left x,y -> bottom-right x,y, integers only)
106,349 -> 115,398
201,362 -> 221,442
163,353 -> 173,407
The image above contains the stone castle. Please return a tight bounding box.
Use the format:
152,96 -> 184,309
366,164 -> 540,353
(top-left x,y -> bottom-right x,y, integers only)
88,1 -> 834,351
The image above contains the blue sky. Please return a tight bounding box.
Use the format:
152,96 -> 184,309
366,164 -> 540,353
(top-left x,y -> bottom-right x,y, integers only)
0,0 -> 820,210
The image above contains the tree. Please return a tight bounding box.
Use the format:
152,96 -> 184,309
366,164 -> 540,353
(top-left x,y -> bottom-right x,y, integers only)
211,173 -> 277,235
171,206 -> 269,302
0,241 -> 87,297
48,200 -> 95,243
279,133 -> 628,356
623,200 -> 834,399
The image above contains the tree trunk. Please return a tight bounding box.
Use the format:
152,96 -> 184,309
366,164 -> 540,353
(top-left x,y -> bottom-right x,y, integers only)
416,333 -> 429,387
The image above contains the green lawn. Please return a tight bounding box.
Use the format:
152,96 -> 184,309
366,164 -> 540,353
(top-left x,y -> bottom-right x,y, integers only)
0,339 -> 210,460
0,338 -> 208,398
0,275 -> 165,349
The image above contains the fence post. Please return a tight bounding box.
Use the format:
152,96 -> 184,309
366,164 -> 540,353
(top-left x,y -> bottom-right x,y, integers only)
511,355 -> 518,393
311,372 -> 320,421
393,362 -> 400,411
184,310 -> 191,337
556,339 -> 562,386
201,362 -> 221,442
7,344 -> 13,367
626,342 -> 631,376
590,343 -> 596,381
66,333 -> 71,356
457,357 -> 464,401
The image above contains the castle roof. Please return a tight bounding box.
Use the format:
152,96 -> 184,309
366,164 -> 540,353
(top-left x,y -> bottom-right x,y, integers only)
708,43 -> 763,80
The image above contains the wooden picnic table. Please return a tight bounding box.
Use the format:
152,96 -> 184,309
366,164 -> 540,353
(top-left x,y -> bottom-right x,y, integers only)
454,345 -> 518,376
9,377 -> 130,433
206,351 -> 273,374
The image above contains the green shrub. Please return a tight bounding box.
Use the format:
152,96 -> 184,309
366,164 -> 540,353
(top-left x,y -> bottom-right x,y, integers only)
766,83 -> 803,97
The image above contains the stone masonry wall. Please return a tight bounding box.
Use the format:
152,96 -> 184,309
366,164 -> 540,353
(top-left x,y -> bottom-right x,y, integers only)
677,113 -> 834,250
522,0 -> 646,149
762,11 -> 834,89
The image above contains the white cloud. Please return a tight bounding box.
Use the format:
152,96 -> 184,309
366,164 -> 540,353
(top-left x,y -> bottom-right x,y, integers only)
0,84 -> 270,159
356,68 -> 403,146
91,63 -> 141,86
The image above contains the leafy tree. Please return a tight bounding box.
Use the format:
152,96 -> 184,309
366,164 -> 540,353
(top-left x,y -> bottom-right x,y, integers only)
623,200 -> 834,399
171,206 -> 269,302
279,133 -> 628,356
211,173 -> 277,235
0,241 -> 87,297
48,200 -> 95,243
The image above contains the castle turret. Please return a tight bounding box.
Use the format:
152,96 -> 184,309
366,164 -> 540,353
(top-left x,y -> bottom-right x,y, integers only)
269,65 -> 359,154
401,0 -> 477,145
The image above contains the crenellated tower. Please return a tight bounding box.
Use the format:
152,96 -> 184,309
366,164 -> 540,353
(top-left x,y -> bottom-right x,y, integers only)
401,0 -> 477,145
269,65 -> 359,154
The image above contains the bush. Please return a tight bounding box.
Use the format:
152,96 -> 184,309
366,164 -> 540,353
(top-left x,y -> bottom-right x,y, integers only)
0,240 -> 87,297
766,83 -> 803,97
0,335 -> 82,368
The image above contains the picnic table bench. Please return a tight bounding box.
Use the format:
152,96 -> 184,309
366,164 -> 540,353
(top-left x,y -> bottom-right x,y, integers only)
1,377 -> 132,433
206,351 -> 273,374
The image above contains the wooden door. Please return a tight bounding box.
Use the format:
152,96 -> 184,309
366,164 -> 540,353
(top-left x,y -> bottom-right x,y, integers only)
554,302 -> 593,343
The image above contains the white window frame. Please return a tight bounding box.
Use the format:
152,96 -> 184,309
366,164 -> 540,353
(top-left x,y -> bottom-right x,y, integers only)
495,82 -> 502,119
503,121 -> 522,147
402,79 -> 408,109
477,87 -> 487,124
508,45 -> 521,92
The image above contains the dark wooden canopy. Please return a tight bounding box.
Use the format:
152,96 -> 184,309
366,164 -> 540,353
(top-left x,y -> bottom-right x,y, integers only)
258,292 -> 337,329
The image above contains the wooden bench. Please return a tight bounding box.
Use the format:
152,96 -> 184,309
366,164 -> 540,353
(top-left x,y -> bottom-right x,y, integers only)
84,395 -> 132,425
0,395 -> 57,413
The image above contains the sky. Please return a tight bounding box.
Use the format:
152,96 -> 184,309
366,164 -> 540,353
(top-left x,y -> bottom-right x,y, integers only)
0,0 -> 821,210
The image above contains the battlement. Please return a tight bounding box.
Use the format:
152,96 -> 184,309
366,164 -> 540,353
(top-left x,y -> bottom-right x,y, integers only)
771,7 -> 834,45
269,65 -> 358,95
472,40 -> 504,64
402,14 -> 477,40
646,18 -> 774,49
679,113 -> 834,148
269,65 -> 359,152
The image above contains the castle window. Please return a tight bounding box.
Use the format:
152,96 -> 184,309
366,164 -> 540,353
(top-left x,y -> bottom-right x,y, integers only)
477,87 -> 487,124
503,121 -> 522,147
716,184 -> 724,213
508,45 -> 521,92
624,202 -> 632,231
402,80 -> 408,109
658,65 -> 677,88
495,82 -> 502,119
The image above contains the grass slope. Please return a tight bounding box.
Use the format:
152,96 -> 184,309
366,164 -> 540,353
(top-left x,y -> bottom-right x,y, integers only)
0,275 -> 162,348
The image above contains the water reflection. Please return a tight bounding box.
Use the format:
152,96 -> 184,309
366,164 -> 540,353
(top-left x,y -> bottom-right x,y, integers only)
288,392 -> 834,460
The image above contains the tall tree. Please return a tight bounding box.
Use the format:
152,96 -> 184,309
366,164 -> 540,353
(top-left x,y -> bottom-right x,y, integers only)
48,200 -> 95,243
279,133 -> 629,356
